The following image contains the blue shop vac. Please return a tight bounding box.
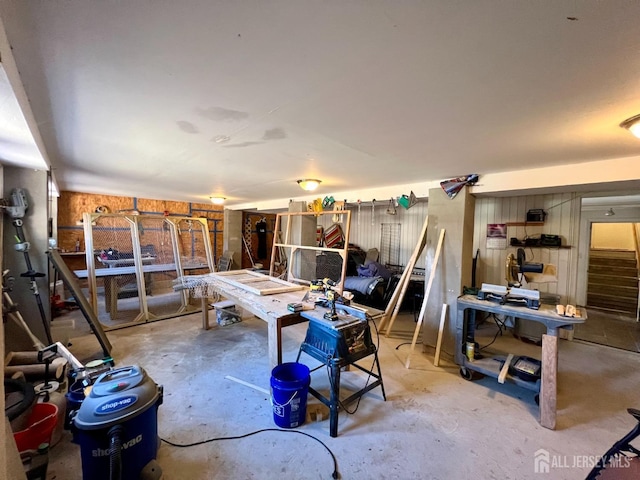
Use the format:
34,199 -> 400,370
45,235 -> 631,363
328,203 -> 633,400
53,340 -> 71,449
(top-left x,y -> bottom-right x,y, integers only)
72,365 -> 163,480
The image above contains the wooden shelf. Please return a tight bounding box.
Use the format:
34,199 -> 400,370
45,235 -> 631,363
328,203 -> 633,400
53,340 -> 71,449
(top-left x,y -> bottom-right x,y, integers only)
505,222 -> 544,226
510,244 -> 572,249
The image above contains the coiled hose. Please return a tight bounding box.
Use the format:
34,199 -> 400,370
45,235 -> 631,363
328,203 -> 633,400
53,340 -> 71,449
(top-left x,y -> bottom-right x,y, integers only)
108,425 -> 124,480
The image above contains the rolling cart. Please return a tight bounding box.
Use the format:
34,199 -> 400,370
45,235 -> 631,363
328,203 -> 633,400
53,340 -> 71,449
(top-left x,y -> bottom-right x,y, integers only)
455,294 -> 585,429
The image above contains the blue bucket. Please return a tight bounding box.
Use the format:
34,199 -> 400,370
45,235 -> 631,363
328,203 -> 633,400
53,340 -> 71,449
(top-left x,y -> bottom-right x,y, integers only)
270,362 -> 310,428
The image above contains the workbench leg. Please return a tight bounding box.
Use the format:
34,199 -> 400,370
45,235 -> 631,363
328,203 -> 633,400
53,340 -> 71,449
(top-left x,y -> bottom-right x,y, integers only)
268,320 -> 281,370
202,297 -> 210,330
540,333 -> 558,430
374,351 -> 387,401
329,361 -> 341,438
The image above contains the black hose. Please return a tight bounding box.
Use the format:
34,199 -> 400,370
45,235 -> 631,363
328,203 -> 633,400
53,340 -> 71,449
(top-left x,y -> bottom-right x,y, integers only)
108,425 -> 124,480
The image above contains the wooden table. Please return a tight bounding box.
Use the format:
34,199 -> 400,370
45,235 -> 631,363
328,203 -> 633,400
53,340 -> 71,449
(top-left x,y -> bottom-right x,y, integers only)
197,276 -> 309,368
455,295 -> 586,430
190,272 -> 383,369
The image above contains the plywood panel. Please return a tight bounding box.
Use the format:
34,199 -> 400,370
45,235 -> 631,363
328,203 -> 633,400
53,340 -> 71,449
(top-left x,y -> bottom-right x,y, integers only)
57,191 -> 225,266
137,198 -> 191,215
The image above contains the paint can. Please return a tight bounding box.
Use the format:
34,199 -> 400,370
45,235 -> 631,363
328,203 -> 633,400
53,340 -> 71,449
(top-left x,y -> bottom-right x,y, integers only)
466,342 -> 475,362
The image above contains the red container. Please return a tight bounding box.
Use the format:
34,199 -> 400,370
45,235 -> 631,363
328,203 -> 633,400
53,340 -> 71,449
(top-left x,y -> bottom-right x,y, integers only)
13,402 -> 59,452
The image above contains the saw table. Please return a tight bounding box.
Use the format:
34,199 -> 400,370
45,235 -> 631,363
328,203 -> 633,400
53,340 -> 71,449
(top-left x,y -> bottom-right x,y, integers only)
297,304 -> 386,437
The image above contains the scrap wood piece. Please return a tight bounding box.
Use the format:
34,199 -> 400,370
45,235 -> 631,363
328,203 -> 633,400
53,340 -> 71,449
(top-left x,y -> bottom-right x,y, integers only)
433,304 -> 448,367
405,228 -> 445,369
498,353 -> 514,384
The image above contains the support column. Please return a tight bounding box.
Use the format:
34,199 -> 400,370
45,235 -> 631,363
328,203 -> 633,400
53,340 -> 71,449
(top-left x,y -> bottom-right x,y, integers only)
223,209 -> 243,270
422,187 -> 475,359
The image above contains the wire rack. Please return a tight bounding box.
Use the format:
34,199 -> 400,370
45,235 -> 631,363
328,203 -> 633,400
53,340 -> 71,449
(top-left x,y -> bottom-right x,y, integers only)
380,223 -> 401,267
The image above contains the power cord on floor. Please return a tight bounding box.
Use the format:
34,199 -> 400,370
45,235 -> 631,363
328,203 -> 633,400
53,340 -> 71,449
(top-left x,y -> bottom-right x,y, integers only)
161,428 -> 340,479
394,340 -> 454,359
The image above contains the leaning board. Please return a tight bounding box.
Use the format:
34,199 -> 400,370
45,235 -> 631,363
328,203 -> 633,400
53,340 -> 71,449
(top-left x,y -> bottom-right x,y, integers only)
211,269 -> 305,295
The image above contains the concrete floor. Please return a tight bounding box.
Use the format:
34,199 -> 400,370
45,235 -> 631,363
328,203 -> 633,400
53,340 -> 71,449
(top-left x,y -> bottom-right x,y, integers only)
43,307 -> 640,480
574,308 -> 640,353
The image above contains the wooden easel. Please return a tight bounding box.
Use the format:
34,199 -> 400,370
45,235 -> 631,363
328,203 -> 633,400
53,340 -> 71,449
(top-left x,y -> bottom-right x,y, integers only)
378,215 -> 429,335
405,228 -> 445,368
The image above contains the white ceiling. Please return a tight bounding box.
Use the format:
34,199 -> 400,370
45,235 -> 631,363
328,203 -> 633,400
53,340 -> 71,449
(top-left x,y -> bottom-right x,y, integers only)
1,1 -> 640,209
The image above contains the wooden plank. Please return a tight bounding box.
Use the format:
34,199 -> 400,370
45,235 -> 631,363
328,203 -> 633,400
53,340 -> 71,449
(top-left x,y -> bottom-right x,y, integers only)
47,249 -> 112,356
202,297 -> 210,330
380,214 -> 429,334
540,333 -> 558,430
498,353 -> 514,384
211,269 -> 304,295
433,303 -> 448,367
377,265 -> 410,332
406,228 -> 445,369
269,210 -> 351,294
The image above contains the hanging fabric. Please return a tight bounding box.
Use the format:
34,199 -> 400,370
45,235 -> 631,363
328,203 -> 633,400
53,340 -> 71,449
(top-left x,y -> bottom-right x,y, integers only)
256,218 -> 268,259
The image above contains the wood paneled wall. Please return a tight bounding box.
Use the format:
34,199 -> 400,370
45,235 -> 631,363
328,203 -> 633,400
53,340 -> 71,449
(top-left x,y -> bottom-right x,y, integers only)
316,200 -> 429,268
473,193 -> 581,304
57,191 -> 225,263
311,192 -> 582,305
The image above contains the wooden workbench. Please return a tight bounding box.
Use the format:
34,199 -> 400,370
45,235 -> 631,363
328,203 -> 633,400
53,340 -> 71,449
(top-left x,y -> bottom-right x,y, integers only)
190,271 -> 383,369
194,274 -> 309,368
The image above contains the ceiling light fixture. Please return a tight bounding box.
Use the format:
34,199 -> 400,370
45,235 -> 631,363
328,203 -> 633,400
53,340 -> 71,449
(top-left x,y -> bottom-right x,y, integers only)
297,179 -> 322,191
620,114 -> 640,139
210,196 -> 226,205
605,208 -> 615,216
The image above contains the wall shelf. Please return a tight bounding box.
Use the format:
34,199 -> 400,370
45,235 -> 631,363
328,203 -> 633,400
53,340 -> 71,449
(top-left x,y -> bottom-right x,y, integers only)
505,222 -> 544,227
509,244 -> 572,249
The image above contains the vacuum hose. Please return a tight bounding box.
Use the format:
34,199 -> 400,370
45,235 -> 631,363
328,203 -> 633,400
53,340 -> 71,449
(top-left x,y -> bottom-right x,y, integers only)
108,425 -> 124,480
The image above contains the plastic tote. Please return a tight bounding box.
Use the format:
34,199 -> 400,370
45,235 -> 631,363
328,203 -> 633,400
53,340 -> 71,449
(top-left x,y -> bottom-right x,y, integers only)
270,362 -> 310,428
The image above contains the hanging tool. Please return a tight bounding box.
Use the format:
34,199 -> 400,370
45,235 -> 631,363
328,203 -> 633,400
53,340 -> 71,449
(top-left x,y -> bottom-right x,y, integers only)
3,270 -> 46,350
386,197 -> 397,215
471,249 -> 479,289
1,188 -> 52,344
371,199 -> 376,225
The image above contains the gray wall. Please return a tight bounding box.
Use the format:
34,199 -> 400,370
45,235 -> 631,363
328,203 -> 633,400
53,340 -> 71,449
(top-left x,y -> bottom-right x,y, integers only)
3,167 -> 51,351
421,188 -> 475,356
